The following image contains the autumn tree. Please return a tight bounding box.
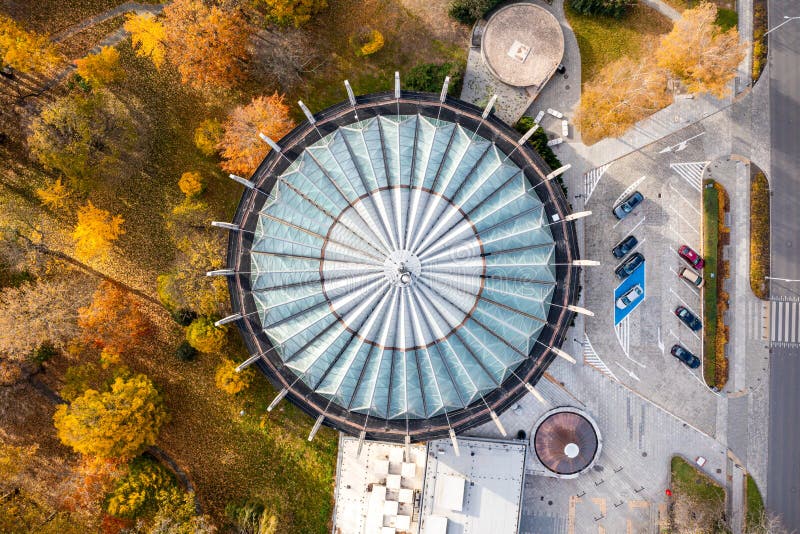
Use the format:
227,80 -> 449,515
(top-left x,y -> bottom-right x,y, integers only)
194,118 -> 223,156
575,55 -> 671,144
71,202 -> 125,261
53,373 -> 169,460
0,277 -> 92,379
78,281 -> 150,354
27,90 -> 135,188
219,93 -> 295,176
256,0 -> 328,27
215,358 -> 254,395
0,15 -> 60,74
0,433 -> 36,487
186,316 -> 227,353
656,3 -> 745,98
36,178 -> 72,210
178,171 -> 204,198
163,0 -> 250,90
124,12 -> 166,69
74,46 -> 124,87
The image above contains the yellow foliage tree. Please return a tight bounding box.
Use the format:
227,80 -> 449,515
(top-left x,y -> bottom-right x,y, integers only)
124,12 -> 166,69
71,202 -> 125,261
194,118 -> 223,156
185,316 -> 227,353
74,46 -> 124,87
0,15 -> 60,74
53,374 -> 169,460
163,0 -> 249,90
575,56 -> 671,144
257,0 -> 328,27
215,358 -> 254,395
219,93 -> 295,176
178,171 -> 204,198
35,178 -> 72,210
655,3 -> 745,98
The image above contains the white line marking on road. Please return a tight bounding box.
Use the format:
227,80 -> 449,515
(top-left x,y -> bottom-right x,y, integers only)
628,237 -> 646,256
659,132 -> 706,154
669,267 -> 700,297
682,364 -> 707,387
669,183 -> 701,215
670,228 -> 694,250
613,175 -> 648,207
614,361 -> 640,381
584,163 -> 613,204
657,326 -> 664,354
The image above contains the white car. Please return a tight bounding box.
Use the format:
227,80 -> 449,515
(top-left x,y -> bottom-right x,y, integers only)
547,108 -> 564,119
561,120 -> 569,138
534,110 -> 545,124
616,284 -> 643,309
546,137 -> 563,147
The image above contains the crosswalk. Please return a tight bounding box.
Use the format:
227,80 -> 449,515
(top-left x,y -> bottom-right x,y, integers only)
582,336 -> 619,381
770,300 -> 800,347
747,301 -> 767,341
669,161 -> 708,192
583,162 -> 612,203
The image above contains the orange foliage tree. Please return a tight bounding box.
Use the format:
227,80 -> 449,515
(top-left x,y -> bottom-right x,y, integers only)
124,12 -> 166,69
163,0 -> 250,90
178,171 -> 204,198
78,281 -> 151,354
655,3 -> 745,98
71,202 -> 125,261
219,93 -> 295,176
0,15 -> 60,74
576,56 -> 671,144
74,46 -> 124,87
53,374 -> 169,460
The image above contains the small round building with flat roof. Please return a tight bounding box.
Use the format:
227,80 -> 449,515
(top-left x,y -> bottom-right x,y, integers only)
533,407 -> 602,478
480,3 -> 564,89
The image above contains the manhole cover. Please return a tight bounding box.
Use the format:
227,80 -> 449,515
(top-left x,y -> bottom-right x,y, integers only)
565,84 -> 570,90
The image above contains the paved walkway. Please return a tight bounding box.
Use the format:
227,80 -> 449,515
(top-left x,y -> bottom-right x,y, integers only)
51,1 -> 164,43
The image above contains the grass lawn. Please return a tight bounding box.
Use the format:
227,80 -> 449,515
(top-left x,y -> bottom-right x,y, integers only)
662,0 -> 735,13
702,180 -> 720,386
563,3 -> 672,84
746,474 -> 765,530
670,456 -> 726,531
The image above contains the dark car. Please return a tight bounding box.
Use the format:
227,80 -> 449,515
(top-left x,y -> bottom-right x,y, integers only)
612,235 -> 638,259
678,245 -> 705,269
675,306 -> 702,331
671,344 -> 701,369
614,252 -> 644,280
613,191 -> 644,220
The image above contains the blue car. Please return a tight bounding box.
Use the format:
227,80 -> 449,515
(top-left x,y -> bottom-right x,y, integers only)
612,235 -> 638,259
613,191 -> 644,220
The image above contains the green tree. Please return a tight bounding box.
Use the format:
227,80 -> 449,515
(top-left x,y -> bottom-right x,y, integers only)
53,374 -> 169,460
569,0 -> 635,19
27,90 -> 134,188
447,0 -> 503,25
404,62 -> 463,95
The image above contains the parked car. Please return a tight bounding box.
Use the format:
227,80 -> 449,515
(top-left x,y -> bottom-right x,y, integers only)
678,245 -> 705,269
612,235 -> 638,259
679,267 -> 704,287
675,306 -> 702,331
614,252 -> 645,280
671,344 -> 701,369
613,191 -> 644,220
616,284 -> 644,309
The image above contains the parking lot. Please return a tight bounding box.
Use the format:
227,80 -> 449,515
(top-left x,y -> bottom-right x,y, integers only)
580,125 -> 719,434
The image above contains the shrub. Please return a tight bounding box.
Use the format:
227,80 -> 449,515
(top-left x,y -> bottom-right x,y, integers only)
105,457 -> 183,519
448,0 -> 503,25
215,358 -> 254,395
171,308 -> 197,327
175,341 -> 198,362
30,341 -> 58,364
514,117 -> 563,170
750,171 -> 769,299
569,0 -> 635,18
193,119 -> 223,156
404,62 -> 464,96
178,171 -> 204,198
351,29 -> 385,57
185,316 -> 227,353
226,499 -> 279,533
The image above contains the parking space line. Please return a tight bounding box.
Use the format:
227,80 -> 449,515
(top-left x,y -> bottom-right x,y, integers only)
682,364 -> 706,387
669,183 -> 701,215
628,238 -> 646,256
669,267 -> 700,297
669,288 -> 700,316
670,228 -> 694,250
612,175 -> 648,207
668,205 -> 700,235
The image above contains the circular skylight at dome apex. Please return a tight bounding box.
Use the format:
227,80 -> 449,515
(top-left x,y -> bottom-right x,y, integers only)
248,113 -> 556,421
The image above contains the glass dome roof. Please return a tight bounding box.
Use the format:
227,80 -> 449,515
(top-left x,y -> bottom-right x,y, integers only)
248,113 -> 556,421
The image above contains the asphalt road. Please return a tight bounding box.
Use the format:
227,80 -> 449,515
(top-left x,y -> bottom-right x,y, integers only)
766,0 -> 800,529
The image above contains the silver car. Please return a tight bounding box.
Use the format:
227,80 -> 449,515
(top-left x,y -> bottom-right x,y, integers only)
616,284 -> 643,309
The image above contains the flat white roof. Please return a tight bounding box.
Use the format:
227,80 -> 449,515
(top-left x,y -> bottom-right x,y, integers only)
332,436 -> 426,534
419,438 -> 527,534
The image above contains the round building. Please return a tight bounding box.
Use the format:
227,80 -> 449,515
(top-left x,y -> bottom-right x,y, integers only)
223,90 -> 579,442
533,408 -> 601,477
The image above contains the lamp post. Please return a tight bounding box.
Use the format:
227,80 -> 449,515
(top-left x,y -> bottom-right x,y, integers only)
764,15 -> 800,36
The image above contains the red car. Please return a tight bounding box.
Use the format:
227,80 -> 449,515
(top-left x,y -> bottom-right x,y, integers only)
678,245 -> 704,270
